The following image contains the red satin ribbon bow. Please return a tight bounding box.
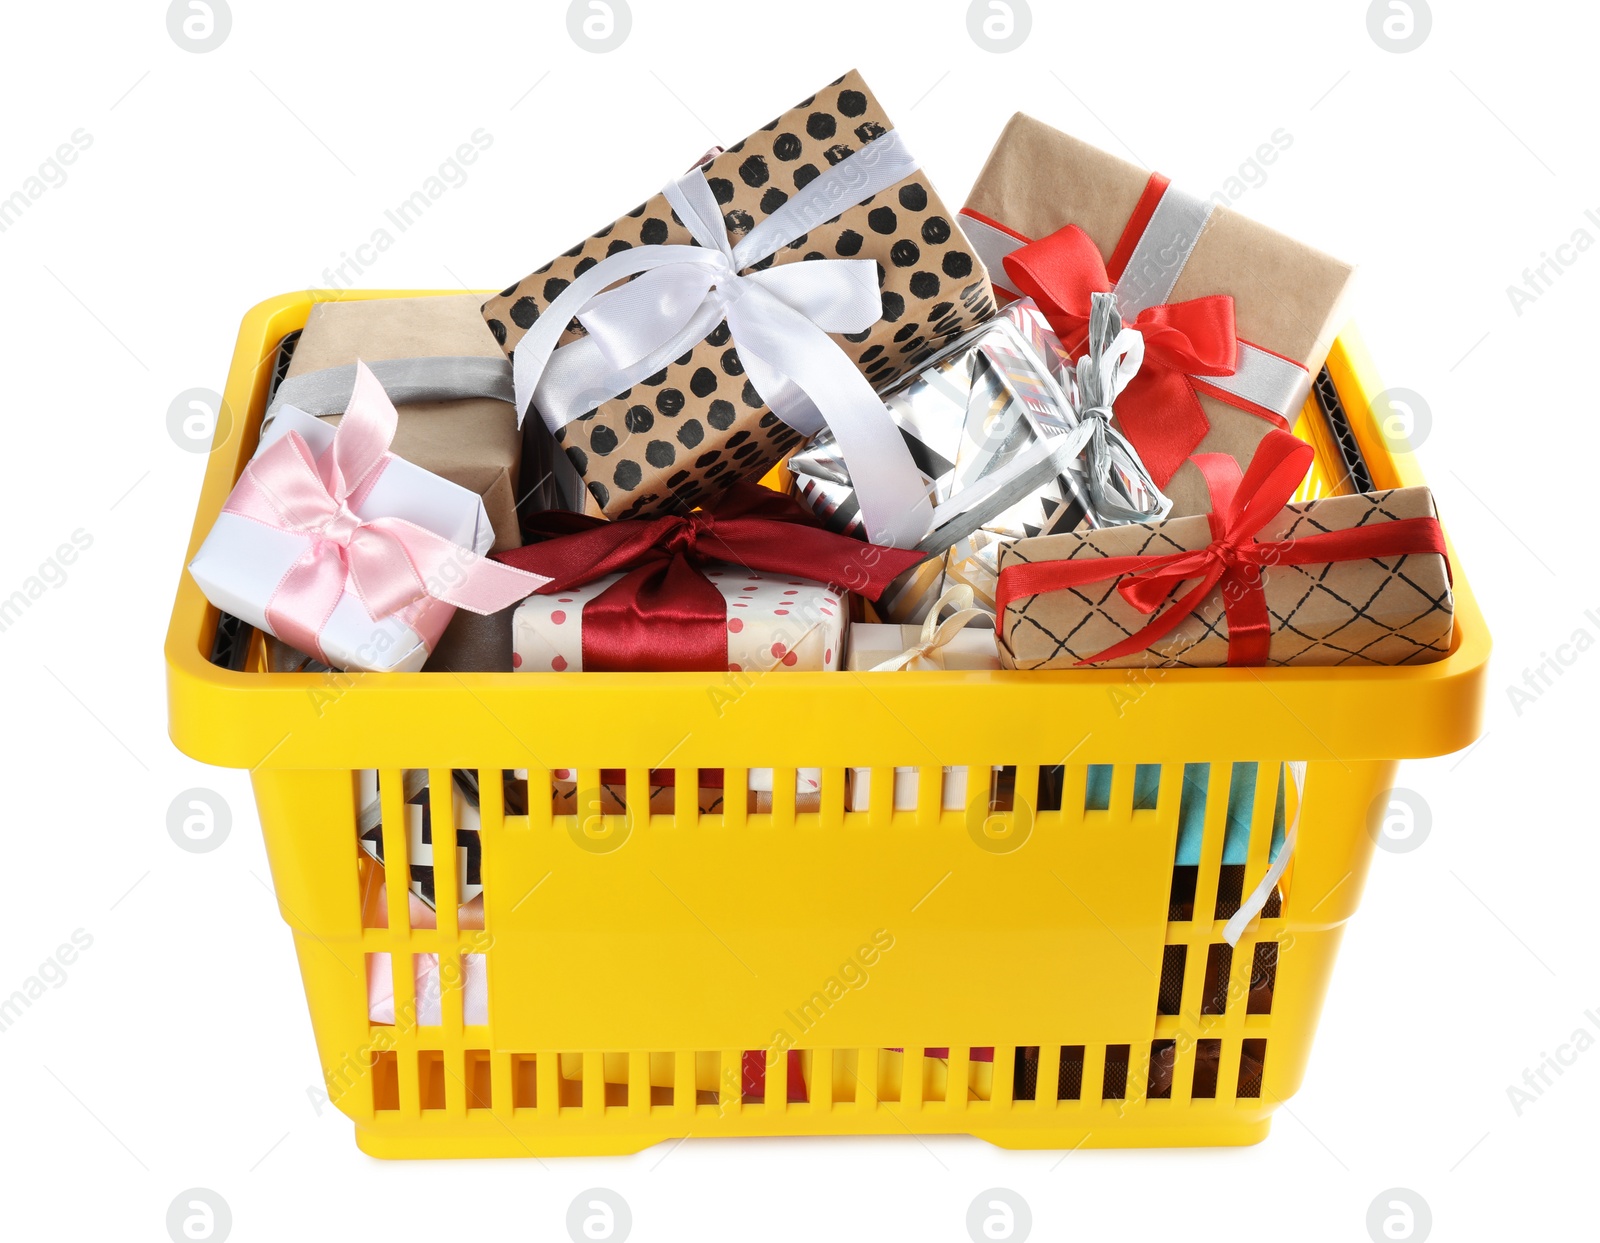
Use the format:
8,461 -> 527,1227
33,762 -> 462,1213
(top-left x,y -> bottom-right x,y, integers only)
494,483 -> 925,672
1002,223 -> 1250,487
993,431 -> 1451,666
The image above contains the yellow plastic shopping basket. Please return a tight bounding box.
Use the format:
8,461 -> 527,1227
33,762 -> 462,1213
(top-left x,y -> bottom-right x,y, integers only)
164,291 -> 1490,1158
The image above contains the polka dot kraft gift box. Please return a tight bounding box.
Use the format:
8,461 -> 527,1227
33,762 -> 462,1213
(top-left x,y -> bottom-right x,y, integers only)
513,564 -> 844,675
481,69 -> 995,539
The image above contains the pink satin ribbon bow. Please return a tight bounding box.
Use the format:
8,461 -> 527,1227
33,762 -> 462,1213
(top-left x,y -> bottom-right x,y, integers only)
222,360 -> 547,664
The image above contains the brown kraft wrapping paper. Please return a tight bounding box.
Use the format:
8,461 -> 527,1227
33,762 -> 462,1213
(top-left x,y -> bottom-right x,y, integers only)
263,296 -> 522,675
266,602 -> 515,675
286,295 -> 523,551
964,114 -> 1355,517
482,69 -> 995,522
997,487 -> 1453,669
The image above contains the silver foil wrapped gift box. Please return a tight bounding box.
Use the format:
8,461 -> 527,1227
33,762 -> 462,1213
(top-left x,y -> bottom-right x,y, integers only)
789,297 -> 1168,623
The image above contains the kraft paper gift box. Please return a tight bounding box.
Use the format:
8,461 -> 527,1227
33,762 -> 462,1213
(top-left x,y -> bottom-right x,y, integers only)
188,404 -> 510,674
268,295 -> 524,550
415,602 -> 516,673
996,481 -> 1454,669
961,113 -> 1355,517
266,602 -> 518,674
483,69 -> 995,532
513,563 -> 845,673
256,295 -> 527,674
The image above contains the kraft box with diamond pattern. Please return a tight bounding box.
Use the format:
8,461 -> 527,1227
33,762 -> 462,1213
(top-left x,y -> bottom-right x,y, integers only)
997,486 -> 1454,668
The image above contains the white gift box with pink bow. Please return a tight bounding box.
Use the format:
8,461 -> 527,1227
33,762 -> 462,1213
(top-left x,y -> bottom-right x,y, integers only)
189,362 -> 544,673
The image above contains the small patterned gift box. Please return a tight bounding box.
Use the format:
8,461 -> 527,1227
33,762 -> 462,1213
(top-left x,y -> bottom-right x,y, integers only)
514,563 -> 845,674
996,470 -> 1454,669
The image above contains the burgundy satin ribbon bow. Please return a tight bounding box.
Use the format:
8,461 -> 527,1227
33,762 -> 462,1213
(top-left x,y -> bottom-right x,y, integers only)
494,483 -> 925,672
994,431 -> 1451,666
1001,224 -> 1248,488
222,360 -> 547,664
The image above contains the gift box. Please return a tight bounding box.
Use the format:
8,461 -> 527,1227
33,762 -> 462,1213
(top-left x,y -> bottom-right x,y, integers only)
845,583 -> 999,672
995,433 -> 1453,669
265,603 -> 517,674
496,482 -> 922,673
482,69 -> 995,544
415,604 -> 517,674
515,563 -> 845,674
961,113 -> 1355,516
265,295 -> 524,551
846,622 -> 999,673
188,364 -> 544,673
791,298 -> 1167,621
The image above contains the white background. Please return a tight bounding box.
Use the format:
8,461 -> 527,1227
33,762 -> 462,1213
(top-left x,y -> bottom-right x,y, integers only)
2,1 -> 1595,1240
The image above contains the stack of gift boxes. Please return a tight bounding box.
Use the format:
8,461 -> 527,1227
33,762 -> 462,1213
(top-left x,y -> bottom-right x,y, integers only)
189,72 -> 1456,1043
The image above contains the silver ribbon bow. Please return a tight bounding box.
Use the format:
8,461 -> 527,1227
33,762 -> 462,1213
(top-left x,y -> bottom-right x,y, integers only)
1045,291 -> 1172,526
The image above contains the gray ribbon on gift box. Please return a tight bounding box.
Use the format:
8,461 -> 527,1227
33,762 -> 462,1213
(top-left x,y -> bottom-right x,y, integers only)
793,296 -> 1169,562
259,355 -> 515,438
1047,291 -> 1172,526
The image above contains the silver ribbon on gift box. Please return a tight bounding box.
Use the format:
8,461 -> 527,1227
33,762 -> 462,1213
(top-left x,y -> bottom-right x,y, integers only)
259,355 -> 516,439
1059,290 -> 1175,526
789,296 -> 1169,623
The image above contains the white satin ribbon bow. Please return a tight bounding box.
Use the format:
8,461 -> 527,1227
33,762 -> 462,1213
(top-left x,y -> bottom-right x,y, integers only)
510,130 -> 936,548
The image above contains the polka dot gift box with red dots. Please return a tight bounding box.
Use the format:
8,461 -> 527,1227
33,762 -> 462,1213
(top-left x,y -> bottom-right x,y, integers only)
493,480 -> 921,674
513,564 -> 845,675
